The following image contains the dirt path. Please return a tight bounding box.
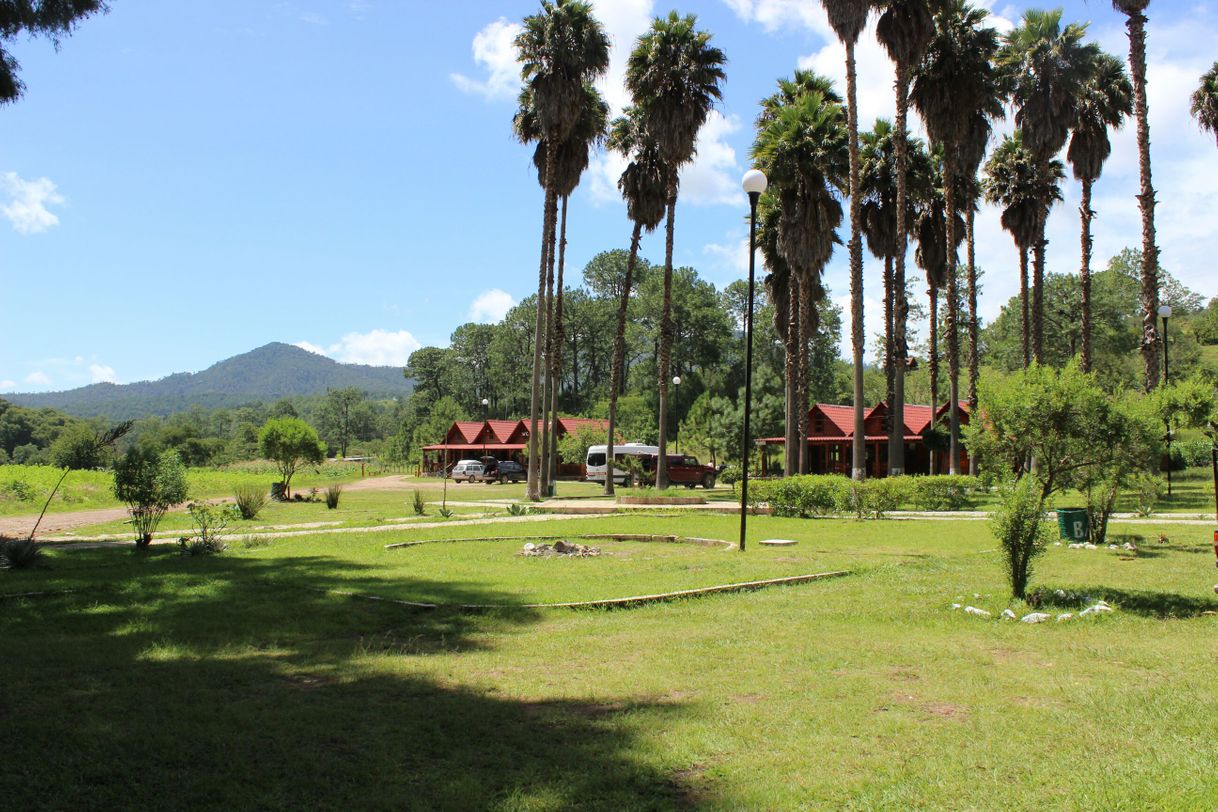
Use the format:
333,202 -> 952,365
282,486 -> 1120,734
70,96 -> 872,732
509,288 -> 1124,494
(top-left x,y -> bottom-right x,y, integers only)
0,507 -> 134,538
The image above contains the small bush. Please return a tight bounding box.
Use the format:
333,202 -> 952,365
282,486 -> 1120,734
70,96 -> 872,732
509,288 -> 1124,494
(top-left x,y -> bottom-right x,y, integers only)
507,503 -> 531,516
1169,439 -> 1213,470
324,483 -> 343,509
411,490 -> 426,516
437,507 -> 454,518
1130,472 -> 1165,516
234,485 -> 267,520
991,478 -> 1054,599
719,463 -> 742,488
0,538 -> 46,570
912,475 -> 980,511
847,477 -> 908,519
179,502 -> 236,556
2,479 -> 35,502
762,475 -> 849,518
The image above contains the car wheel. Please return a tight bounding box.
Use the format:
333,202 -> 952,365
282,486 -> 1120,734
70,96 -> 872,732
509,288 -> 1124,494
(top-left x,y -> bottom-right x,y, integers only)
703,475 -> 716,489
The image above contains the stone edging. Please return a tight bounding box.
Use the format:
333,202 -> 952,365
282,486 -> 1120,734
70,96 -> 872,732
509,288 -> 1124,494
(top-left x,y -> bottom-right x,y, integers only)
384,532 -> 733,551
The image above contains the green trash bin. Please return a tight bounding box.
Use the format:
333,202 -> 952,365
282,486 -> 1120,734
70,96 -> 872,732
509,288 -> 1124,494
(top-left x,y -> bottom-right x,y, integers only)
1056,507 -> 1089,542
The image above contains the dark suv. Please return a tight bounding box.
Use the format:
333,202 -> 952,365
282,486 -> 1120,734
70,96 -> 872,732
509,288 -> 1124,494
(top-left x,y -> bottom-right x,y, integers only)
640,454 -> 718,488
480,460 -> 525,484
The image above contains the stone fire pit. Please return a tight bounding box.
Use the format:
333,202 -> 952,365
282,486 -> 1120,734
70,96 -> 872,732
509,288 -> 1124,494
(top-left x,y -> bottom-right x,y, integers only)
520,540 -> 601,558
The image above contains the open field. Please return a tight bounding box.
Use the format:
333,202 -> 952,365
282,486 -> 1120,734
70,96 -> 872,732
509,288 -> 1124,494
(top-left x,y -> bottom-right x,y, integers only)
3,511 -> 1217,809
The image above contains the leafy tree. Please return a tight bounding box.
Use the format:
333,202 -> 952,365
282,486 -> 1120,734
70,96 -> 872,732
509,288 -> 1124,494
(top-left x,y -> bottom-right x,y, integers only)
514,0 -> 610,500
557,425 -> 606,465
626,10 -> 726,489
49,423 -> 109,470
258,417 -> 325,497
990,476 -> 1054,599
317,387 -> 366,458
679,392 -> 736,467
404,347 -> 454,412
410,396 -> 468,460
1192,62 -> 1218,148
113,447 -> 189,547
0,0 -> 106,105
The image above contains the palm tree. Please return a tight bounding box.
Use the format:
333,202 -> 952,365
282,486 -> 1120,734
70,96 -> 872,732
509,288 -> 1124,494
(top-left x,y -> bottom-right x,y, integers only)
603,108 -> 668,495
982,132 -> 1065,367
1110,0 -> 1161,389
758,196 -> 800,475
911,0 -> 1001,475
1191,62 -> 1218,148
997,9 -> 1099,368
860,119 -> 935,466
626,11 -> 726,489
819,0 -> 870,480
876,0 -> 934,477
514,0 -> 609,500
752,82 -> 848,477
1067,53 -> 1132,373
913,164 -> 957,474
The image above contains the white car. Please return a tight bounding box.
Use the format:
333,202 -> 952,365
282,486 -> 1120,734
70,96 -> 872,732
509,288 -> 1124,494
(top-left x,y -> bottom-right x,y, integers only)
450,459 -> 484,482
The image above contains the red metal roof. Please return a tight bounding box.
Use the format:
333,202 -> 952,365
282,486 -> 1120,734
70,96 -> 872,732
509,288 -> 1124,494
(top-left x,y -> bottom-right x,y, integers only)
448,421 -> 483,444
485,419 -> 523,443
422,442 -> 525,451
902,404 -> 935,435
557,417 -> 609,435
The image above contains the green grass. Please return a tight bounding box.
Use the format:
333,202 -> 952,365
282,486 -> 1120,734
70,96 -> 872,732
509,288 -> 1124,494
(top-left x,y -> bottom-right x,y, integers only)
3,513 -> 1217,808
0,462 -> 367,517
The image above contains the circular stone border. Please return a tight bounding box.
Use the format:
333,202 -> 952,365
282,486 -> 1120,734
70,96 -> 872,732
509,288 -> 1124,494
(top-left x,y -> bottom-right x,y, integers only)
615,496 -> 707,505
384,532 -> 733,551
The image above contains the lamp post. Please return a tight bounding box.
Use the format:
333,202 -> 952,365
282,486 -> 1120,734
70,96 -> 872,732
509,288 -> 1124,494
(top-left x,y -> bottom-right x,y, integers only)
481,397 -> 490,466
740,168 -> 767,552
672,376 -> 681,454
1159,304 -> 1173,495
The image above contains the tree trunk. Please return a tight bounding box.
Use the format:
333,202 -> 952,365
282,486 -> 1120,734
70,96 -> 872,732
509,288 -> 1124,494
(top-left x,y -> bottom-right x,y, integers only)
944,158 -> 961,476
547,195 -> 569,490
526,135 -> 558,500
655,181 -> 678,490
884,253 -> 895,475
797,273 -> 811,475
846,40 -> 867,482
966,204 -> 979,476
1124,9 -> 1161,390
928,284 -> 939,475
605,222 -> 643,496
1032,211 -> 1046,365
785,274 -> 799,476
890,64 -> 911,477
1079,177 -> 1094,373
540,195 -> 558,493
1019,246 -> 1030,368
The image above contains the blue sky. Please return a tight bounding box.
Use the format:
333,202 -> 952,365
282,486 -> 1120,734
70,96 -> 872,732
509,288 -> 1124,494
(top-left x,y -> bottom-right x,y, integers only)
2,0 -> 1216,393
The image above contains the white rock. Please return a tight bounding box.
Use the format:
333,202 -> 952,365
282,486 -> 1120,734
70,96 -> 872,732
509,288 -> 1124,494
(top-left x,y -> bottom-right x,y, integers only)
1001,609 -> 1017,620
522,543 -> 535,552
1021,613 -> 1051,624
1108,544 -> 1118,550
1067,543 -> 1083,549
950,603 -> 962,610
1123,542 -> 1137,551
964,606 -> 991,617
1054,589 -> 1067,598
1083,543 -> 1097,550
1056,613 -> 1074,622
1080,604 -> 1113,616
1054,541 -> 1062,546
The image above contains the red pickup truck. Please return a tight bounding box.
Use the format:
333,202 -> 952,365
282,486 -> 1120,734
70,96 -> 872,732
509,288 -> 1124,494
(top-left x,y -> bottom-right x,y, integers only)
640,454 -> 718,489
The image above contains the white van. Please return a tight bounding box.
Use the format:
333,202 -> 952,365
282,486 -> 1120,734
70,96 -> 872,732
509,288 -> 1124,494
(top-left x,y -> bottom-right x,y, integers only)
584,443 -> 659,485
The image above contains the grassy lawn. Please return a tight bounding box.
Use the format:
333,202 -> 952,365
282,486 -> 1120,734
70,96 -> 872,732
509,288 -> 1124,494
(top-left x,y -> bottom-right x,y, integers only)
3,513 -> 1217,808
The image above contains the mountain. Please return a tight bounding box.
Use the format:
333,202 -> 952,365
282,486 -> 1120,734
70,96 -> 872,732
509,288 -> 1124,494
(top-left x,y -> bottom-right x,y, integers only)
3,343 -> 414,419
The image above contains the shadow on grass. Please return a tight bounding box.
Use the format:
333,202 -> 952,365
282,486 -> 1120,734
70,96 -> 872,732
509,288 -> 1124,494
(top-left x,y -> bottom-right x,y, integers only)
0,548 -> 701,809
1036,584 -> 1218,618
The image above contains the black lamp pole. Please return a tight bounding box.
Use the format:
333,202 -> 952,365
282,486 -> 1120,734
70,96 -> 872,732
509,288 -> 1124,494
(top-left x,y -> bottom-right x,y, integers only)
739,169 -> 767,551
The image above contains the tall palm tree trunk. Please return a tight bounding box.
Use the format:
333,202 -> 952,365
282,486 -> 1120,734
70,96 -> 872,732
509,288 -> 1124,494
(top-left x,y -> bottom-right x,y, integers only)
890,66 -> 912,477
944,160 -> 961,476
884,253 -> 895,475
1079,178 -> 1095,373
846,41 -> 867,481
1019,247 -> 1030,367
655,183 -> 678,490
966,206 -> 979,476
605,222 -> 643,496
784,274 -> 799,476
540,207 -> 558,492
527,137 -> 559,500
798,275 -> 811,474
547,195 -> 570,489
1032,214 -> 1046,364
1124,9 -> 1161,389
928,284 -> 940,474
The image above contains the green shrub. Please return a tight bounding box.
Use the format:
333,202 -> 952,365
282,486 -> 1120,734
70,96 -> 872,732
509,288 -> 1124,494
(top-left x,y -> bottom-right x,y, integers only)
411,489 -> 426,516
114,448 -> 189,547
2,479 -> 35,503
324,483 -> 343,509
437,507 -> 454,519
507,503 -> 531,516
234,485 -> 267,520
719,463 -> 742,488
912,475 -> 980,511
0,538 -> 46,570
1169,439 -> 1213,470
763,475 -> 849,518
180,502 -> 236,556
991,477 -> 1054,599
1130,472 -> 1165,517
851,477 -> 908,519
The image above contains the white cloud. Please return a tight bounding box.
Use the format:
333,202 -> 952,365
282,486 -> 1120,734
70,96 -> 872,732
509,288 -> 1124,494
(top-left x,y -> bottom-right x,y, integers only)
299,11 -> 327,26
450,18 -> 522,101
1,172 -> 65,235
468,289 -> 516,323
294,329 -> 422,367
0,380 -> 15,390
678,111 -> 744,206
88,364 -> 118,384
25,371 -> 51,386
